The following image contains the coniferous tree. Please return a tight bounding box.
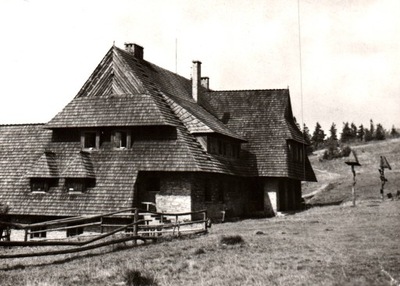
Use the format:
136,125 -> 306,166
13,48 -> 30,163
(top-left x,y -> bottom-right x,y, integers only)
390,125 -> 399,138
350,123 -> 357,140
370,119 -> 375,140
357,124 -> 365,141
293,117 -> 301,131
312,122 -> 326,149
329,123 -> 338,141
364,128 -> 373,142
302,123 -> 313,154
375,123 -> 386,140
341,122 -> 352,143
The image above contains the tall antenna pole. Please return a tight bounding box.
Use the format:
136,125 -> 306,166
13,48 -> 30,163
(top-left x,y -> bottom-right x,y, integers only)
298,0 -> 306,180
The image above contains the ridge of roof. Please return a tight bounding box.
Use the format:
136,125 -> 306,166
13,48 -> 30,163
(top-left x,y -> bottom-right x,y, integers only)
207,88 -> 289,93
0,123 -> 45,127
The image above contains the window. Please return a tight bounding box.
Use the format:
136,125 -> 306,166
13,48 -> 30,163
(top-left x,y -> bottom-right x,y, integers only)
288,141 -> 304,163
30,226 -> 46,239
66,226 -> 84,237
207,136 -> 241,158
65,178 -> 91,193
112,130 -> 130,149
81,131 -> 99,150
30,179 -> 49,193
204,180 -> 212,202
30,178 -> 57,193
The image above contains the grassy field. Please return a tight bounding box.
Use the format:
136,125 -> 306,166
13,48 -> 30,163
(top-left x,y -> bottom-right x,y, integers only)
0,139 -> 399,286
303,138 -> 400,205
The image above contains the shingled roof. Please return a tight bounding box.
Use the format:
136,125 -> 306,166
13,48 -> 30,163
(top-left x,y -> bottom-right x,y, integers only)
0,44 -> 317,217
47,46 -> 243,142
203,89 -> 316,181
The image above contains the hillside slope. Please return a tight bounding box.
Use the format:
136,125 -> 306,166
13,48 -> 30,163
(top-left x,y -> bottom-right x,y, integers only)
303,138 -> 400,205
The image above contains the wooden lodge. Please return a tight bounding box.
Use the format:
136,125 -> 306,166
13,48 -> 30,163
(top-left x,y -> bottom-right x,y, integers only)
0,43 -> 316,238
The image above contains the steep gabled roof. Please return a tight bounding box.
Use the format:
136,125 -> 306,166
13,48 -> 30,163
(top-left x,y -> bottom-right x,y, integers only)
47,46 -> 243,142
203,89 -> 316,181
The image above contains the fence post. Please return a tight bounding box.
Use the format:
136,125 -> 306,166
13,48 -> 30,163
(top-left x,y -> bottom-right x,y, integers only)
24,229 -> 28,242
133,208 -> 138,237
204,211 -> 208,233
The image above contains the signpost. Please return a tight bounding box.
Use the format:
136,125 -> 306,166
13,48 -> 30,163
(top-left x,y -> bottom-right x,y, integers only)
345,150 -> 361,207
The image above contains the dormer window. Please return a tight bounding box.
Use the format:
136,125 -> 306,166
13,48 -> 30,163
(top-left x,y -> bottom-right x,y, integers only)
112,130 -> 131,149
30,178 -> 57,193
81,131 -> 100,150
65,178 -> 94,193
207,136 -> 241,158
31,179 -> 49,193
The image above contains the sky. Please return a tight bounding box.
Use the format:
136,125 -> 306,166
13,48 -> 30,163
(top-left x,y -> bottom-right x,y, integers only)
0,0 -> 399,133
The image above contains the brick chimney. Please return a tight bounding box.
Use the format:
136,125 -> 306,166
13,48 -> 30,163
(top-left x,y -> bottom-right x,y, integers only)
192,61 -> 201,102
201,77 -> 209,90
124,43 -> 144,59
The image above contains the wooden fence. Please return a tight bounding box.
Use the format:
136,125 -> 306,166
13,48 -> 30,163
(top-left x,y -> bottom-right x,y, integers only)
0,208 -> 208,259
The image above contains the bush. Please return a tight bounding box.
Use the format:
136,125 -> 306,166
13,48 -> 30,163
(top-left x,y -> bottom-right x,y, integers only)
124,269 -> 158,286
220,235 -> 245,245
322,145 -> 352,160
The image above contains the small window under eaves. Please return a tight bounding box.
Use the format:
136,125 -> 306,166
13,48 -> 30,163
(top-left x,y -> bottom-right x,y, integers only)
81,131 -> 100,150
112,130 -> 131,149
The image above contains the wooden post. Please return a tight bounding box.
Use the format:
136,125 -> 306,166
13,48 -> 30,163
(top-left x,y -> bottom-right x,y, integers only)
352,165 -> 356,207
24,229 -> 28,242
345,151 -> 361,207
133,208 -> 138,237
100,217 -> 103,234
204,211 -> 208,233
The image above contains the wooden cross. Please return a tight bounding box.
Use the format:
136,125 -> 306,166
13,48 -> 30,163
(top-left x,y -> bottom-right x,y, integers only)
345,150 -> 361,207
379,156 -> 391,200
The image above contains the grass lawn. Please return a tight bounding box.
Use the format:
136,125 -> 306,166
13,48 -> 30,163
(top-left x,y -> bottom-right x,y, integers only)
0,200 -> 399,286
0,139 -> 399,285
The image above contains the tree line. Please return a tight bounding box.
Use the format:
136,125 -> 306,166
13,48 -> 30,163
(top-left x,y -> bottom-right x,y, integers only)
294,118 -> 400,154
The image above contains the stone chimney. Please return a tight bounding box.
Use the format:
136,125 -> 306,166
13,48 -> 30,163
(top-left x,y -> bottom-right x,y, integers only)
201,77 -> 209,90
124,43 -> 144,59
192,61 -> 201,102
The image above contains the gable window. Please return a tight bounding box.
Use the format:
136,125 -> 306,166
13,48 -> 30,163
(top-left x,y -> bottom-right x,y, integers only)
81,131 -> 100,150
112,130 -> 131,149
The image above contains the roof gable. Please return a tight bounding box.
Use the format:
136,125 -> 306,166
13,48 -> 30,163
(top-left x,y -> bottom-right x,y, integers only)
62,151 -> 95,178
26,151 -> 58,178
76,47 -> 147,98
